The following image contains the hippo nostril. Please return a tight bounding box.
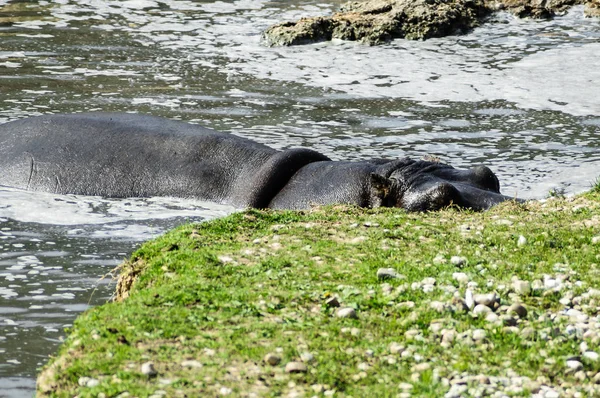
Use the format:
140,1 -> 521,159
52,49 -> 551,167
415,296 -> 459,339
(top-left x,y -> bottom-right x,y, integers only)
470,165 -> 501,193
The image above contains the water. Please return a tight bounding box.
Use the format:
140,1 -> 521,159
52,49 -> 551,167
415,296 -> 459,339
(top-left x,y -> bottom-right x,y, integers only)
0,0 -> 598,395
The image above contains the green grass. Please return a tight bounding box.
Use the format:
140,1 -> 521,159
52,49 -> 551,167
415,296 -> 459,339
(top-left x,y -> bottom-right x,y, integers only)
38,191 -> 600,397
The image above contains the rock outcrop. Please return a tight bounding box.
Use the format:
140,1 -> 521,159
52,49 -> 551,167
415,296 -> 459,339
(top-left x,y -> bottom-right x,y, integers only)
263,0 -> 597,46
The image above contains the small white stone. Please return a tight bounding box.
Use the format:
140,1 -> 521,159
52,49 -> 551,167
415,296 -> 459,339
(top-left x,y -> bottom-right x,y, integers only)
473,304 -> 492,316
141,362 -> 158,377
545,390 -> 560,398
584,351 -> 600,362
357,362 -> 370,371
472,329 -> 487,341
517,235 -> 527,246
441,330 -> 456,345
181,360 -> 203,368
390,342 -> 404,354
453,272 -> 469,284
219,387 -> 232,396
337,307 -> 358,319
544,277 -> 561,290
377,268 -> 399,280
433,254 -> 446,265
465,289 -> 475,310
485,312 -> 500,323
399,382 -> 414,391
474,292 -> 498,307
413,362 -> 431,372
566,360 -> 583,371
78,377 -> 91,386
300,352 -> 315,363
592,236 -> 600,245
422,284 -> 435,293
513,280 -> 531,296
86,378 -> 99,387
451,256 -> 467,266
285,361 -> 308,373
567,308 -> 588,322
422,277 -> 436,285
430,301 -> 446,313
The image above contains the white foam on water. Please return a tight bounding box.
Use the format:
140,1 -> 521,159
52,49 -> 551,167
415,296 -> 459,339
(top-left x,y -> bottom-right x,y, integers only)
0,187 -> 235,226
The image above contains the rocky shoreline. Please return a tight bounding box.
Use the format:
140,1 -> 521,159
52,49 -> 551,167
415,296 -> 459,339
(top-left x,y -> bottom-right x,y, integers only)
263,0 -> 600,46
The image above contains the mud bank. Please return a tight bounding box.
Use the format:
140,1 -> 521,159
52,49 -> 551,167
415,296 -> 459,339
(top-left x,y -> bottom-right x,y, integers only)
263,0 -> 599,45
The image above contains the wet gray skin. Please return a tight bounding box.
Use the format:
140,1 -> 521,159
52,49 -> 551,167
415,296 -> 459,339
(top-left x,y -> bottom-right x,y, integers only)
0,0 -> 599,395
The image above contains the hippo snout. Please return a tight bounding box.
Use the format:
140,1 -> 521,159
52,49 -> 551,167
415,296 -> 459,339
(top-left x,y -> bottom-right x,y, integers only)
397,179 -> 518,212
400,181 -> 462,211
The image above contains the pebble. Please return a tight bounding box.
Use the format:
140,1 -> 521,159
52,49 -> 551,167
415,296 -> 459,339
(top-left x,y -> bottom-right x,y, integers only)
567,308 -> 588,322
78,377 -> 100,387
592,236 -> 600,244
181,360 -> 203,368
507,303 -> 528,318
264,353 -> 281,366
566,360 -> 584,371
472,329 -> 487,341
413,363 -> 431,372
390,342 -> 404,354
520,327 -> 535,339
300,352 -> 315,363
473,304 -> 492,316
485,312 -> 499,323
325,296 -> 340,308
219,387 -> 232,396
445,383 -> 468,397
513,280 -> 531,296
78,377 -> 90,386
433,254 -> 446,265
584,351 -> 600,362
336,307 -> 357,319
430,301 -> 446,312
531,279 -> 544,291
441,330 -> 456,346
465,289 -> 475,310
398,382 -> 413,391
544,277 -> 561,290
422,283 -> 435,293
377,268 -> 399,280
285,361 -> 308,373
474,292 -> 498,308
451,256 -> 467,266
141,362 -> 158,377
422,277 -> 436,285
453,272 -> 469,284
517,235 -> 527,246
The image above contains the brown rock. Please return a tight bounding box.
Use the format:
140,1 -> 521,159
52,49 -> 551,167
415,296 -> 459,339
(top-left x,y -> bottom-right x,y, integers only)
263,0 -> 491,46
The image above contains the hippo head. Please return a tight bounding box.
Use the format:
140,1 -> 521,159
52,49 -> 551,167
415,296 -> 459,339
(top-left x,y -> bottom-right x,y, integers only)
371,158 -> 518,211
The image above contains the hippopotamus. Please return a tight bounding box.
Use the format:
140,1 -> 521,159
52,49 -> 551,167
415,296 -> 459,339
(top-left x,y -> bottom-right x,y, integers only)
0,112 -> 517,211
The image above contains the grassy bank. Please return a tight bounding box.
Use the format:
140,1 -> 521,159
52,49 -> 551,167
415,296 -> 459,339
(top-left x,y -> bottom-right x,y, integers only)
38,188 -> 600,397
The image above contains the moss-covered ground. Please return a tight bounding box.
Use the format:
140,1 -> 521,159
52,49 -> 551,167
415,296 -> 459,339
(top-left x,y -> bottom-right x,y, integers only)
38,189 -> 600,397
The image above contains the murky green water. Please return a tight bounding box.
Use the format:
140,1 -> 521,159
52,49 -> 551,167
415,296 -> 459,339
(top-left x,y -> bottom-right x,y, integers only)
0,0 -> 599,395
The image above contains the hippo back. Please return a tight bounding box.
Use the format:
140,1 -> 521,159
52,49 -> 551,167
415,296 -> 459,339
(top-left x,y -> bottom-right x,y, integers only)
0,113 -> 327,206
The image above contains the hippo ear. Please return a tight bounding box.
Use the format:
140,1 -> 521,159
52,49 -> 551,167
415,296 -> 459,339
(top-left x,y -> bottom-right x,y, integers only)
369,173 -> 392,207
